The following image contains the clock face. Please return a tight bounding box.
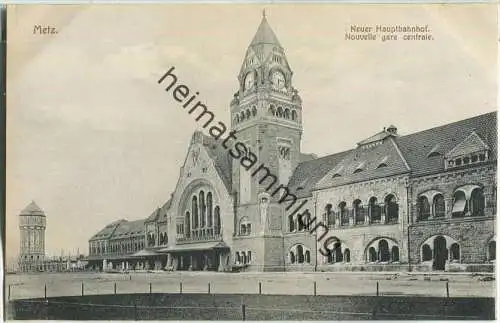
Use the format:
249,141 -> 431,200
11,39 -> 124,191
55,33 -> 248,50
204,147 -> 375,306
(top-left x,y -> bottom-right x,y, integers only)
244,72 -> 254,91
271,70 -> 286,90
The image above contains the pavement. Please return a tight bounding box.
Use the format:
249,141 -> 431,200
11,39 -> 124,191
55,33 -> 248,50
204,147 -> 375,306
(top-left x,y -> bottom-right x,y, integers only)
5,270 -> 496,300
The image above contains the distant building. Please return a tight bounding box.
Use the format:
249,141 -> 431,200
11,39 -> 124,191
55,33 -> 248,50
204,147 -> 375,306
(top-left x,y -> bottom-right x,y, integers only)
18,201 -> 46,272
87,14 -> 496,273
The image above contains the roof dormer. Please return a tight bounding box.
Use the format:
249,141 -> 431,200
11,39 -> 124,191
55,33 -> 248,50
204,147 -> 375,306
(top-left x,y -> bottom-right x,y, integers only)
444,130 -> 490,169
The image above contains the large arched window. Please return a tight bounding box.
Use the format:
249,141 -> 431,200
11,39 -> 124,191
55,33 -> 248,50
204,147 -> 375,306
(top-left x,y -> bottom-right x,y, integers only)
369,197 -> 381,223
214,206 -> 221,235
207,192 -> 213,227
339,202 -> 349,226
353,199 -> 365,224
385,194 -> 399,223
470,188 -> 485,217
366,238 -> 400,263
433,194 -> 446,218
452,191 -> 467,217
418,196 -> 431,221
185,211 -> 191,238
305,250 -> 311,263
199,191 -> 206,228
192,196 -> 199,229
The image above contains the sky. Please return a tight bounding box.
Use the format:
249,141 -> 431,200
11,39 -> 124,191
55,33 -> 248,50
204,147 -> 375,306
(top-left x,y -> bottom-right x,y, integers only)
5,4 -> 497,261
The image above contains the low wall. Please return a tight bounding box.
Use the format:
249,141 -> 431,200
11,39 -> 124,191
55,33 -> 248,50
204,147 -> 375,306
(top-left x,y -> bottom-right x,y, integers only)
9,293 -> 495,320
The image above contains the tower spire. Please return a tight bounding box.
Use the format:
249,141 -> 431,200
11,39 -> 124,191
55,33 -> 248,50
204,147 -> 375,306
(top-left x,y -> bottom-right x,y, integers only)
262,8 -> 266,18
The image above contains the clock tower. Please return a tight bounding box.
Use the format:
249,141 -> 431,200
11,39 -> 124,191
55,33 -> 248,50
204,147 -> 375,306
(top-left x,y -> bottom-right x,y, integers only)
230,13 -> 303,271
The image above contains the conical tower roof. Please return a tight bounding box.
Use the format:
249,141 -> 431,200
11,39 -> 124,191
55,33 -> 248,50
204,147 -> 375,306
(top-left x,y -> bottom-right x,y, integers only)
250,14 -> 281,47
20,201 -> 45,216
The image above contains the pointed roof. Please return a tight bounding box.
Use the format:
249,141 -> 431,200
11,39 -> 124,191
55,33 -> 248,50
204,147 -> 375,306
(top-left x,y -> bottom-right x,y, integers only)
20,201 -> 45,216
250,15 -> 281,47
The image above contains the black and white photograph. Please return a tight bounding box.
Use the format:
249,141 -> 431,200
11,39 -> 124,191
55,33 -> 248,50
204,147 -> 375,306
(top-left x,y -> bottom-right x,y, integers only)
4,3 -> 497,320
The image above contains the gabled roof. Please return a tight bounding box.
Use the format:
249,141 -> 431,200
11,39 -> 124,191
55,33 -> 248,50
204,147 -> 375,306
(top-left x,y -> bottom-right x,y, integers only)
397,111 -> 497,177
20,201 -> 45,216
445,131 -> 490,158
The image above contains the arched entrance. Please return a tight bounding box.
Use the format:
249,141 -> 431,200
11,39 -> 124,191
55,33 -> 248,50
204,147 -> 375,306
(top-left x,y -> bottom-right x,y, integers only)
433,236 -> 447,270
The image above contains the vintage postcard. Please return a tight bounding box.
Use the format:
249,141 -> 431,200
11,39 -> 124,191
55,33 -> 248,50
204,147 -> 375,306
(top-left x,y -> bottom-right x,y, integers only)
4,3 -> 497,320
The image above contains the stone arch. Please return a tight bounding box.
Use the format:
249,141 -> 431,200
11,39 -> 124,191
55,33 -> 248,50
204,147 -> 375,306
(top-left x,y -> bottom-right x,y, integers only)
364,236 -> 400,263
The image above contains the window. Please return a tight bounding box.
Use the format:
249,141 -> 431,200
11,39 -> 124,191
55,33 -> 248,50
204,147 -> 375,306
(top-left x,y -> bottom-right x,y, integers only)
378,239 -> 390,262
284,108 -> 290,119
369,197 -> 381,223
291,110 -> 297,121
391,246 -> 400,262
185,212 -> 191,238
344,249 -> 351,263
290,251 -> 296,264
385,194 -> 399,223
252,106 -> 257,117
452,191 -> 467,217
207,193 -> 213,227
305,250 -> 311,263
200,191 -> 206,227
325,204 -> 335,226
339,202 -> 349,226
297,245 -> 304,263
214,206 -> 221,235
235,252 -> 240,264
248,251 -> 252,263
450,243 -> 460,261
289,214 -> 295,232
488,240 -> 496,261
433,194 -> 446,218
418,196 -> 431,221
422,244 -> 432,261
353,199 -> 364,224
192,196 -> 199,228
470,188 -> 485,216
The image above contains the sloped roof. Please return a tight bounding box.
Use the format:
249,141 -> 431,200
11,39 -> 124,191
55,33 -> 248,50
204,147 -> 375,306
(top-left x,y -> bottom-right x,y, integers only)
145,207 -> 161,223
20,201 -> 45,216
250,16 -> 281,47
287,150 -> 352,198
110,219 -> 145,239
315,137 -> 410,190
288,111 -> 496,195
89,219 -> 126,241
396,111 -> 497,177
202,133 -> 233,191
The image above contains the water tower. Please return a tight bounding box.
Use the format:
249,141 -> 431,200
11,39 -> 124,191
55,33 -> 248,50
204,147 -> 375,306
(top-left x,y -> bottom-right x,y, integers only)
18,201 -> 46,272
